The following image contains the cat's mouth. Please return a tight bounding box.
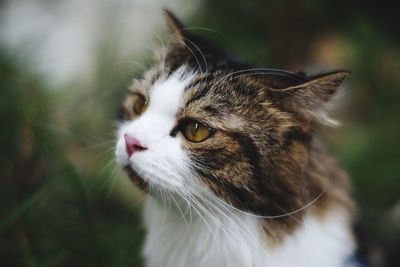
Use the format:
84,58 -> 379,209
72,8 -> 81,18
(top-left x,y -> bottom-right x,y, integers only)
123,164 -> 180,193
124,165 -> 149,192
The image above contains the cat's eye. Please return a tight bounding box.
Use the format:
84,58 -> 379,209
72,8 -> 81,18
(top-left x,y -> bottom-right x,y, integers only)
132,93 -> 148,115
182,121 -> 215,143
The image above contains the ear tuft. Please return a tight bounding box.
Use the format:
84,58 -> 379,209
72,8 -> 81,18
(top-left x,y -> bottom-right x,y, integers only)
272,70 -> 349,128
293,71 -> 349,111
306,71 -> 349,103
163,9 -> 186,44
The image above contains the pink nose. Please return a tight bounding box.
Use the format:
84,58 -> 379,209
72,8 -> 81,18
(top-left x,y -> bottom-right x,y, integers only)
124,134 -> 146,157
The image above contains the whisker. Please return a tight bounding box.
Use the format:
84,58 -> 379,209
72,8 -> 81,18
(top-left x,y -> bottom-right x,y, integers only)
168,35 -> 204,74
168,190 -> 191,237
192,179 -> 326,219
180,36 -> 208,73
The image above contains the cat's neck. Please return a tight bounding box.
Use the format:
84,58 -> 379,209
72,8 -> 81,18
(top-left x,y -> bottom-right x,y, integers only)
143,193 -> 356,267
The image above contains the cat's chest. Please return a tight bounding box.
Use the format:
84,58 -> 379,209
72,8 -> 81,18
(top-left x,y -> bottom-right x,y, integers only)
142,197 -> 356,267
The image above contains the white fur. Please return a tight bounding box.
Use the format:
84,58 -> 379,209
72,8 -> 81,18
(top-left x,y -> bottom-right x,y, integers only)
116,69 -> 356,267
115,68 -> 195,191
144,198 -> 356,267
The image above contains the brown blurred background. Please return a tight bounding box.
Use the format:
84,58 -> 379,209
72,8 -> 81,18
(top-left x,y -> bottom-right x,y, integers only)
0,0 -> 399,266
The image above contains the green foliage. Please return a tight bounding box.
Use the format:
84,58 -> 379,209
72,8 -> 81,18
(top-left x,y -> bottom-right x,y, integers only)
0,51 -> 144,266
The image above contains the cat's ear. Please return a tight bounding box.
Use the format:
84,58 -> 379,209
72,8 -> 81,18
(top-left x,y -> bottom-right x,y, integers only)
163,9 -> 187,45
270,71 -> 349,127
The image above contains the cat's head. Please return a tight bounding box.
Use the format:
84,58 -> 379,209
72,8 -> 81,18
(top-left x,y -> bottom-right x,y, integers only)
115,10 -> 348,217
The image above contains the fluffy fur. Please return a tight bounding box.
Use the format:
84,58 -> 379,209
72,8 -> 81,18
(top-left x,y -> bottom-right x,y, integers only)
115,11 -> 364,267
143,198 -> 355,267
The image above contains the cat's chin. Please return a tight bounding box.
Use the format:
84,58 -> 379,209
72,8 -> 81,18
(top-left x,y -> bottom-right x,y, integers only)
123,165 -> 182,194
123,165 -> 149,192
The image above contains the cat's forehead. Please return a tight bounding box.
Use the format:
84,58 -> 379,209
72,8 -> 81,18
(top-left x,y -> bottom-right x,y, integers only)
146,67 -> 195,117
135,65 -> 267,116
130,60 -> 309,126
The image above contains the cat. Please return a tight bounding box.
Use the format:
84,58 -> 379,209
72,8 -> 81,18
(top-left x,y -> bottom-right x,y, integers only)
115,10 -> 366,267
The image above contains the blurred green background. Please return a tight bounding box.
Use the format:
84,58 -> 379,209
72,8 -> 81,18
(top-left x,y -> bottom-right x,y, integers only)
0,0 -> 399,266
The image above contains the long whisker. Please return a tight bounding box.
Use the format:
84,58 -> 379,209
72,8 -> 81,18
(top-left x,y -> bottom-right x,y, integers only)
192,178 -> 326,219
168,35 -> 204,73
114,60 -> 149,72
206,68 -> 304,94
182,26 -> 221,35
181,185 -> 272,264
168,190 -> 191,236
180,36 -> 208,73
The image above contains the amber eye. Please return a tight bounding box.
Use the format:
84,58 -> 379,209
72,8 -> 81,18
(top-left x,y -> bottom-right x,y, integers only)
133,94 -> 148,115
183,120 -> 215,142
